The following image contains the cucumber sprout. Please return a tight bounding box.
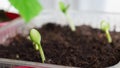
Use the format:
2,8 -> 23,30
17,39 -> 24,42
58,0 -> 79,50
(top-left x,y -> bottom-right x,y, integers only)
100,20 -> 112,43
30,29 -> 45,63
59,1 -> 76,31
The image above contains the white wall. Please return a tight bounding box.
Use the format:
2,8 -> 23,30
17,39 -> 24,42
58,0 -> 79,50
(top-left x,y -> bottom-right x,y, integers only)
78,0 -> 120,13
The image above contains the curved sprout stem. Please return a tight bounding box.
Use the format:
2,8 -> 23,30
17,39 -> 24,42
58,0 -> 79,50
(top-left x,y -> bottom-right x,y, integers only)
65,13 -> 76,31
38,44 -> 46,63
105,30 -> 112,43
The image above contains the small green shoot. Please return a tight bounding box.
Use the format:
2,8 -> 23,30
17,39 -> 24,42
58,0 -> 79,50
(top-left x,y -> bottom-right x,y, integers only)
59,1 -> 76,31
59,1 -> 69,14
30,29 -> 45,63
100,20 -> 112,43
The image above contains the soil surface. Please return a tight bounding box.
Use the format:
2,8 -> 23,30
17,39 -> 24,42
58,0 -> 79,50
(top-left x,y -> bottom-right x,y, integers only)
0,23 -> 120,68
0,10 -> 10,22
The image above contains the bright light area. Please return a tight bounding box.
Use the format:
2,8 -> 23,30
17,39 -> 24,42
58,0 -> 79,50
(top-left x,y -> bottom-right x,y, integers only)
1,0 -> 120,13
0,0 -> 18,13
104,0 -> 120,13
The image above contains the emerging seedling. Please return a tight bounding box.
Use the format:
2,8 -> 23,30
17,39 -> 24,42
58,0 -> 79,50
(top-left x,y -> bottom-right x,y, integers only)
30,29 -> 45,63
59,1 -> 76,31
100,20 -> 112,43
9,0 -> 43,22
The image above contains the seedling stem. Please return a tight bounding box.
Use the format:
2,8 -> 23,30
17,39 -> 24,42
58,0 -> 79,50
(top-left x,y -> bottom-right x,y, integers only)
105,30 -> 112,43
38,43 -> 45,63
65,13 -> 76,31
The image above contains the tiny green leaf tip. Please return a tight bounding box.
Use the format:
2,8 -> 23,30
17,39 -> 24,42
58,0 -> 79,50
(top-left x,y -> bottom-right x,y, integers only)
59,1 -> 69,13
30,29 -> 41,45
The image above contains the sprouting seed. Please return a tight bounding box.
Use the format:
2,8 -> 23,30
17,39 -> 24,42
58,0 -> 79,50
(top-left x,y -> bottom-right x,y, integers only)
59,1 -> 76,31
100,20 -> 112,43
30,29 -> 45,63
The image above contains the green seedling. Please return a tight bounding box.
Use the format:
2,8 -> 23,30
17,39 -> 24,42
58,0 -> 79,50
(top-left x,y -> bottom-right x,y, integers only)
59,1 -> 76,31
9,0 -> 43,22
100,20 -> 112,43
30,29 -> 45,63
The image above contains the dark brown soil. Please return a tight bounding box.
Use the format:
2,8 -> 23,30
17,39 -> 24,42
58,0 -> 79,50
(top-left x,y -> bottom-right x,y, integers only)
0,10 -> 10,22
0,23 -> 120,68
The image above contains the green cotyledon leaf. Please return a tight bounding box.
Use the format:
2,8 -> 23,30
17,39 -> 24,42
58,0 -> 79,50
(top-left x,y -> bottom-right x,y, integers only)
101,20 -> 110,31
30,29 -> 41,45
9,0 -> 43,22
59,1 -> 69,14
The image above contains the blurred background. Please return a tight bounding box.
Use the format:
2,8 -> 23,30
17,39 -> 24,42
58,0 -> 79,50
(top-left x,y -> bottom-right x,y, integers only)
1,0 -> 120,13
1,0 -> 120,31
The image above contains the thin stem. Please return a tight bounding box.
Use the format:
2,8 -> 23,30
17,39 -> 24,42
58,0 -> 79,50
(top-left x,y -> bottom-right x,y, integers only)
105,30 -> 112,43
65,13 -> 76,31
38,44 -> 46,63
